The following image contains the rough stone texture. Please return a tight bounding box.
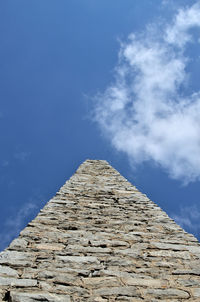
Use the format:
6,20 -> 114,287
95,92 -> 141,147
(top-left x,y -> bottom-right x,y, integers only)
0,159 -> 200,301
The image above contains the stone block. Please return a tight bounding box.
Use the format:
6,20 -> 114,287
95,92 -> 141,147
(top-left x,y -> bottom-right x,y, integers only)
144,288 -> 190,299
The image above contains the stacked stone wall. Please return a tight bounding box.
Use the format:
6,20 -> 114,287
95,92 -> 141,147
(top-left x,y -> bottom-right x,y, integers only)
0,160 -> 200,301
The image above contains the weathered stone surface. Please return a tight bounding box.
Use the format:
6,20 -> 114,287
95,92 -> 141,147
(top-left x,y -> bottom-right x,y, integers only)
147,250 -> 191,259
0,277 -> 37,287
9,291 -> 70,302
0,266 -> 19,277
32,243 -> 65,251
0,251 -> 33,267
191,288 -> 200,298
144,288 -> 190,299
0,159 -> 200,301
121,277 -> 167,287
83,276 -> 120,288
9,238 -> 28,250
56,255 -> 100,264
93,286 -> 140,297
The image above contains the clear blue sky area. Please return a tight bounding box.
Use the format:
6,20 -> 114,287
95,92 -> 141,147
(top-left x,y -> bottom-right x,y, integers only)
0,0 -> 200,250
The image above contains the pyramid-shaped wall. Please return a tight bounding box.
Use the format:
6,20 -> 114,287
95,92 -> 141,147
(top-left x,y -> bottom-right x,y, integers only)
0,160 -> 200,301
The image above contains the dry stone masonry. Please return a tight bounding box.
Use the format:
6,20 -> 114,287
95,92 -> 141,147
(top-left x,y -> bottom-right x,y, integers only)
0,159 -> 200,301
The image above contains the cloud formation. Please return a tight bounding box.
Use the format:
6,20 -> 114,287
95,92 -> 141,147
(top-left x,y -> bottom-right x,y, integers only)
14,151 -> 30,162
172,204 -> 200,236
94,2 -> 200,184
0,201 -> 40,251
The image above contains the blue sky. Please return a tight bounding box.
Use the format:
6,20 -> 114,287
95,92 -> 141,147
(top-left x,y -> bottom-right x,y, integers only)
1,0 -> 200,250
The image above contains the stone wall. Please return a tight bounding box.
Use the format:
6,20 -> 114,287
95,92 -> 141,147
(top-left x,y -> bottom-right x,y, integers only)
0,160 -> 200,301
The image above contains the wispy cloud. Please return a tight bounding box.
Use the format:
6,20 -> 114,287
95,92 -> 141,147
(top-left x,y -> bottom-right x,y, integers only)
1,160 -> 9,167
94,2 -> 200,184
14,151 -> 30,162
172,204 -> 200,237
165,3 -> 200,47
0,200 -> 41,251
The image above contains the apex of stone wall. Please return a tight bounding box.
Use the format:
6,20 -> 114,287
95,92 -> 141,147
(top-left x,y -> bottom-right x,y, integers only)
0,159 -> 200,301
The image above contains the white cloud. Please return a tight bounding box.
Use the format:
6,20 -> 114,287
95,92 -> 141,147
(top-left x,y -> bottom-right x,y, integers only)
4,202 -> 36,230
165,3 -> 200,47
172,204 -> 200,235
94,2 -> 200,184
0,200 -> 40,251
14,151 -> 30,162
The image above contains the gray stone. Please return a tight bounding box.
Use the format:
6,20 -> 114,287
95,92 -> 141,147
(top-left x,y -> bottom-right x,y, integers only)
56,256 -> 100,264
0,251 -> 32,266
192,288 -> 200,298
83,276 -> 120,288
93,286 -> 140,297
9,291 -> 70,302
145,288 -> 190,299
186,245 -> 200,256
147,250 -> 191,260
0,265 -> 19,277
151,242 -> 188,251
9,238 -> 28,250
121,277 -> 167,287
0,160 -> 199,301
173,268 -> 200,275
0,277 -> 37,287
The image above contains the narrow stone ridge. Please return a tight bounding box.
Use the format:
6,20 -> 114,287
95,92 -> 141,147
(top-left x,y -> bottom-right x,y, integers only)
0,160 -> 200,301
